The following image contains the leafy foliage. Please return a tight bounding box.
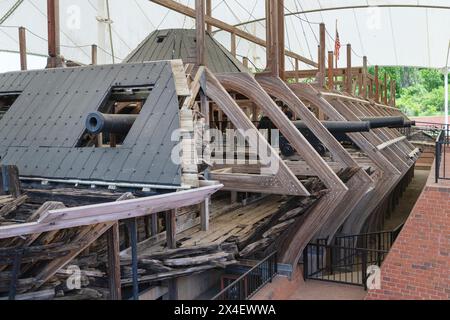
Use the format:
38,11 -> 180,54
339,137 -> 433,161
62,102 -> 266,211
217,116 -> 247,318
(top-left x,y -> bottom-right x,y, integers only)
368,67 -> 448,117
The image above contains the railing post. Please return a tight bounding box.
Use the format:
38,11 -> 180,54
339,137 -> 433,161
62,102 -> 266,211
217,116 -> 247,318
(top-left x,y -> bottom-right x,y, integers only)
436,132 -> 441,183
362,250 -> 368,290
316,242 -> 320,276
126,218 -> 139,300
329,246 -> 333,275
274,252 -> 278,276
303,246 -> 308,280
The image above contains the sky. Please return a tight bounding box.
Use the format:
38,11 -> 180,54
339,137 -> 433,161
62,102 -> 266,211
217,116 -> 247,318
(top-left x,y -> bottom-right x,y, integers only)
0,52 -> 46,72
0,0 -> 449,74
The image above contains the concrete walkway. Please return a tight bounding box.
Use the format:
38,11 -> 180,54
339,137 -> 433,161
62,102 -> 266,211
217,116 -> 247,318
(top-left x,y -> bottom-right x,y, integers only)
384,169 -> 430,230
253,266 -> 366,300
287,280 -> 366,300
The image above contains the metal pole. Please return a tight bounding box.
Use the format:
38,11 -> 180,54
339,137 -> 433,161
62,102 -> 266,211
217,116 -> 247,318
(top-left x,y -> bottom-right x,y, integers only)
126,218 -> 139,300
444,68 -> 449,130
105,0 -> 115,64
97,0 -> 107,64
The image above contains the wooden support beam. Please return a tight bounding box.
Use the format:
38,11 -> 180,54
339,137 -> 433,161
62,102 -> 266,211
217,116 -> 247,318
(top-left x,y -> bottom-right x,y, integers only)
265,0 -> 279,77
205,0 -> 212,33
200,198 -> 210,231
165,210 -> 177,249
150,0 -> 318,67
209,172 -> 286,195
374,65 -> 380,103
346,44 -> 352,93
285,67 -> 363,80
168,279 -> 178,300
377,136 -> 407,151
384,73 -> 388,105
46,0 -> 63,68
230,191 -> 238,203
318,23 -> 326,87
327,51 -> 334,90
230,32 -> 236,57
91,44 -> 97,65
390,80 -> 396,108
107,222 -> 122,300
18,27 -> 27,71
277,0 -> 285,80
151,213 -> 158,236
195,0 -> 206,66
362,56 -> 368,98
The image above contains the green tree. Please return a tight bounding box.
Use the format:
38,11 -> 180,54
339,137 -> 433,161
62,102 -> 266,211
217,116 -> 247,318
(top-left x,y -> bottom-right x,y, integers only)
419,69 -> 444,92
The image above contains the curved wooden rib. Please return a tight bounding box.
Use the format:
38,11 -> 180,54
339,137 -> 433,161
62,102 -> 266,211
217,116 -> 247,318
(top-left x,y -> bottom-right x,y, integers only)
214,72 -> 359,265
290,83 -> 407,236
254,74 -> 375,252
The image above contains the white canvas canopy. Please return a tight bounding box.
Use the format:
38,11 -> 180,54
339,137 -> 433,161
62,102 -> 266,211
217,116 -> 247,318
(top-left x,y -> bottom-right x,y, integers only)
0,0 -> 449,72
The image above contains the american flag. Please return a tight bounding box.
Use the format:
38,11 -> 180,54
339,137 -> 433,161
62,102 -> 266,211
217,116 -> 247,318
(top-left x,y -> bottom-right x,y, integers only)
335,22 -> 341,63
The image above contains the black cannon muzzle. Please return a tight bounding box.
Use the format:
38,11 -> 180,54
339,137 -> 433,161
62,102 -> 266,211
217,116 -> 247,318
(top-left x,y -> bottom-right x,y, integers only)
86,112 -> 138,135
361,116 -> 406,129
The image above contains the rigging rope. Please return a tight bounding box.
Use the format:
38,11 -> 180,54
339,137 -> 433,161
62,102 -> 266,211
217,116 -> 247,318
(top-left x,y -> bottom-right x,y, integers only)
0,25 -> 124,61
0,0 -> 24,25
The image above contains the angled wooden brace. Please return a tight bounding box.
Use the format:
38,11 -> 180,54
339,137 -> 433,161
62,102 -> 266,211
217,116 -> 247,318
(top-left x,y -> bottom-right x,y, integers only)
215,72 -> 347,192
202,68 -> 310,196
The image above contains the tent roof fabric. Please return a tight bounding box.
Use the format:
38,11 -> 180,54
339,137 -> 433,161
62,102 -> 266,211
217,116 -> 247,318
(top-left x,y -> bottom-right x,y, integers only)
125,29 -> 248,73
0,1 -> 448,70
0,61 -> 182,188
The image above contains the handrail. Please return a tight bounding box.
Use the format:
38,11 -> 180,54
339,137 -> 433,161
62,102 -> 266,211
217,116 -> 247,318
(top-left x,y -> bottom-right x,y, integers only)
435,128 -> 449,183
304,228 -> 402,289
212,251 -> 278,300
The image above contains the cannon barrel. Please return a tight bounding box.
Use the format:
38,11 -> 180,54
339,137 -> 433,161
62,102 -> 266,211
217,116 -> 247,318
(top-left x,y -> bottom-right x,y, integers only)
361,116 -> 405,129
389,120 -> 415,128
86,112 -> 138,135
293,121 -> 371,133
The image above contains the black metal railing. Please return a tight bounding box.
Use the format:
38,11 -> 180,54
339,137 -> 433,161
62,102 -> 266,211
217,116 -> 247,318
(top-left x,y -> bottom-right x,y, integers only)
303,227 -> 403,290
435,128 -> 450,183
212,252 -> 278,300
303,243 -> 388,290
334,225 -> 403,253
401,121 -> 447,141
